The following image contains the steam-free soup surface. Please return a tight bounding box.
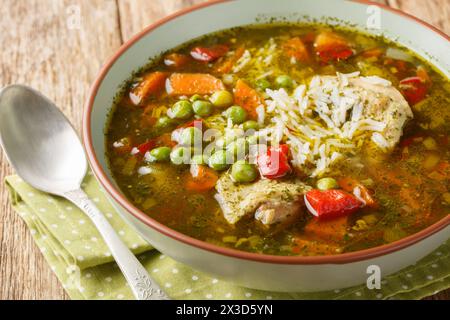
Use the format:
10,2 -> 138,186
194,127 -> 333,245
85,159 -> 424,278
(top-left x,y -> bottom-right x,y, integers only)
106,25 -> 450,256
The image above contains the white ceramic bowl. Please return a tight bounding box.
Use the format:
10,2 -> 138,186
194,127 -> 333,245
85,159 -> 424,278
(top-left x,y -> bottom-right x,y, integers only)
83,0 -> 450,292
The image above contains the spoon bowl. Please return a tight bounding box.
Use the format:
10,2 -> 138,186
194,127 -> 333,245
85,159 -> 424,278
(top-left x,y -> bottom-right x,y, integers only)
0,85 -> 86,195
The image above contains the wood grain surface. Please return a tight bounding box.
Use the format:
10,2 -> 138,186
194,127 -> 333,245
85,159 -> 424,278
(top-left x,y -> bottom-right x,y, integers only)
0,0 -> 448,300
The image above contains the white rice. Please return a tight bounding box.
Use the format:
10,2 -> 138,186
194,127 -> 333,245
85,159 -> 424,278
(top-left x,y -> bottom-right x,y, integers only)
262,72 -> 393,177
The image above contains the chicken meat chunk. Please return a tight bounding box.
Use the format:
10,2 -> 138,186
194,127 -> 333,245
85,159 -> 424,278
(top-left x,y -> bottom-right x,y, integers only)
349,76 -> 414,149
215,173 -> 311,225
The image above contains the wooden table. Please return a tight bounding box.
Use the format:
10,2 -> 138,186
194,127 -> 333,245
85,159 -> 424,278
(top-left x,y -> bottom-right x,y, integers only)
0,0 -> 448,300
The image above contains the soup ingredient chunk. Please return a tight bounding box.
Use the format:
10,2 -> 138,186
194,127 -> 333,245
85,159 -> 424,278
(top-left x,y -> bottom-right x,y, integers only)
166,73 -> 225,95
170,100 -> 194,119
349,76 -> 414,149
255,201 -> 303,226
283,37 -> 310,62
130,71 -> 168,105
314,32 -> 353,63
185,164 -> 219,192
256,144 -> 291,179
233,79 -> 264,119
190,45 -> 229,62
231,160 -> 258,183
215,173 -> 311,224
210,90 -> 234,108
304,189 -> 363,219
399,76 -> 428,105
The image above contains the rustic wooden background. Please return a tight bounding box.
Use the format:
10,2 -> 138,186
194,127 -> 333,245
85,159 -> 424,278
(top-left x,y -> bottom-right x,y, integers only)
0,0 -> 449,300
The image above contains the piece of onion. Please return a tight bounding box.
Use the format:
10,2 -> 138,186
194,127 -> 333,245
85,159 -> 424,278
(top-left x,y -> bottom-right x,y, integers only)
304,194 -> 318,217
386,47 -> 414,63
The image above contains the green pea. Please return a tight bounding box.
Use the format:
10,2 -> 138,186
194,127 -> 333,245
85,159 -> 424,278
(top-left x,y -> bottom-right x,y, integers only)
316,177 -> 339,190
255,78 -> 271,91
190,94 -> 203,102
275,75 -> 293,89
179,127 -> 202,146
191,154 -> 208,165
210,90 -> 234,108
155,116 -> 172,128
208,150 -> 231,171
225,106 -> 247,124
171,100 -> 193,119
170,146 -> 191,165
243,120 -> 259,131
231,160 -> 258,183
149,147 -> 171,162
226,138 -> 248,157
192,100 -> 213,117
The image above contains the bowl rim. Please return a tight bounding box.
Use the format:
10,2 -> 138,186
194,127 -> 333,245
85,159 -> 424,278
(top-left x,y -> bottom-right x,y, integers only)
83,0 -> 450,265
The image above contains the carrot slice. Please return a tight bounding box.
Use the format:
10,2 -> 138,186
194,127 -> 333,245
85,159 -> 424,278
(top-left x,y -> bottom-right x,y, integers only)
283,37 -> 310,62
215,46 -> 245,73
130,71 -> 168,105
233,79 -> 263,119
338,177 -> 378,208
166,73 -> 225,96
303,215 -> 349,243
185,165 -> 219,192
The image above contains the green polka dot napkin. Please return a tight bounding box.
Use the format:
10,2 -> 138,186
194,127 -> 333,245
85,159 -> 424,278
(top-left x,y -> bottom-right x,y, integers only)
5,173 -> 450,300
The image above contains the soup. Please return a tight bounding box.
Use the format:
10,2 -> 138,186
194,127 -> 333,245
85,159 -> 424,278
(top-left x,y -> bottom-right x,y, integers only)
105,24 -> 449,256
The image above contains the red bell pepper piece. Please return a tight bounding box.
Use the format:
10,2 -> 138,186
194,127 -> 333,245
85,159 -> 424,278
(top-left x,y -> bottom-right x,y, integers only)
136,140 -> 156,155
304,189 -> 363,219
190,45 -> 229,62
314,32 -> 353,63
399,76 -> 428,105
256,144 -> 291,179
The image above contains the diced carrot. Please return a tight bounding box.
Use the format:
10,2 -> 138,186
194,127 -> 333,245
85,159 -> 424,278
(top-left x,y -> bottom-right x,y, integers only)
360,47 -> 383,58
215,46 -> 245,73
283,37 -> 310,62
416,65 -> 431,84
292,236 -> 341,255
166,73 -> 225,96
303,215 -> 349,243
155,133 -> 177,148
314,32 -> 353,63
164,53 -> 191,69
233,79 -> 263,119
185,165 -> 219,192
130,71 -> 168,105
338,177 -> 378,208
399,187 -> 421,211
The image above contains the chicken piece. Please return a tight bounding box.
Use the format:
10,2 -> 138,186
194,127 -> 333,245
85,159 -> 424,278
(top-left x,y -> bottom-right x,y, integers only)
349,77 -> 413,149
255,201 -> 303,226
215,173 -> 311,225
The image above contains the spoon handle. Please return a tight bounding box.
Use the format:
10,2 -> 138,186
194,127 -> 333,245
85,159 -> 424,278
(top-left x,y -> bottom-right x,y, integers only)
64,188 -> 169,300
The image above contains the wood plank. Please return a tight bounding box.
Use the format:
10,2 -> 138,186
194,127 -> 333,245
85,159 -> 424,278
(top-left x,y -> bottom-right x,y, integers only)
388,0 -> 450,34
117,0 -> 208,41
0,0 -> 122,300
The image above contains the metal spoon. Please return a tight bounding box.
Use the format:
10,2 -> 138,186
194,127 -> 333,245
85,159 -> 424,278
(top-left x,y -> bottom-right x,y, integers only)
0,84 -> 168,300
